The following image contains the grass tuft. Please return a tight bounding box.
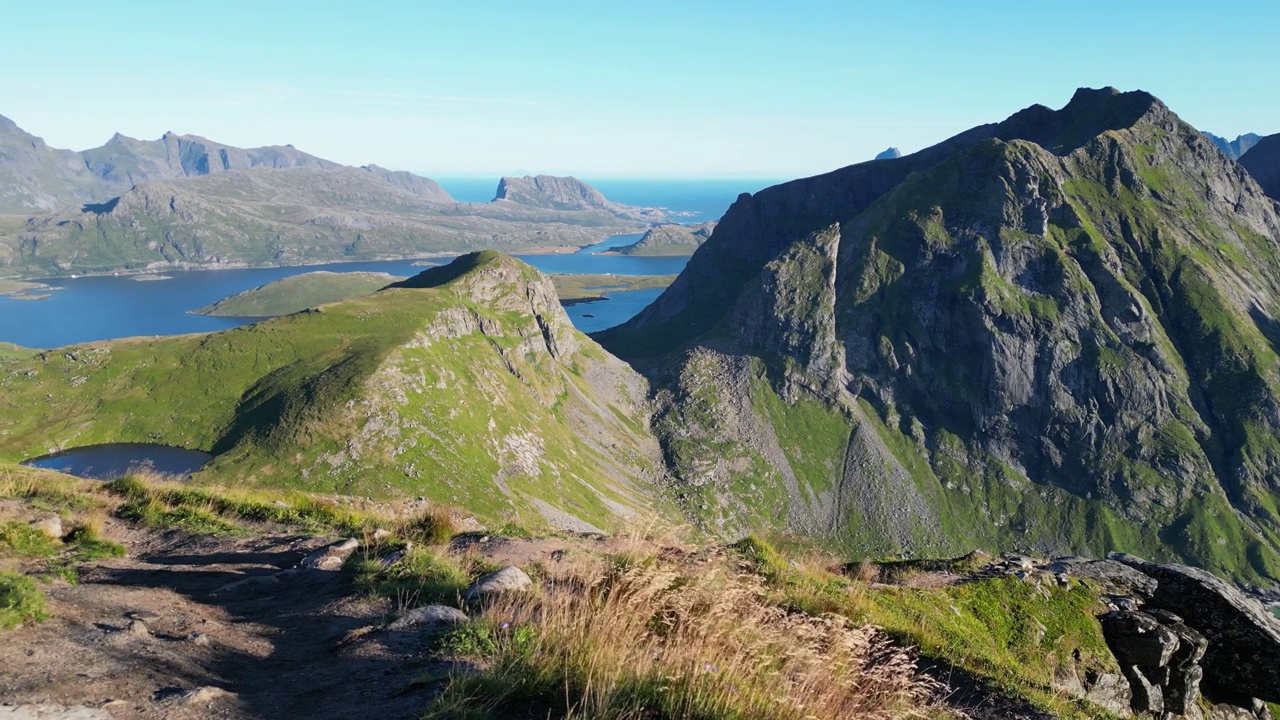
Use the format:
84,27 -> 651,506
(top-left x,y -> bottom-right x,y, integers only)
0,572 -> 48,629
424,550 -> 937,720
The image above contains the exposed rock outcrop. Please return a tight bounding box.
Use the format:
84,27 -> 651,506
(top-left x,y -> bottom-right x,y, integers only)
1112,555 -> 1280,704
493,175 -> 665,222
609,222 -> 716,256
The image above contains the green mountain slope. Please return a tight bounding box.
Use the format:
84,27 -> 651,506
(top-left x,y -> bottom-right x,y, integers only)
0,253 -> 670,532
599,88 -> 1280,584
196,270 -> 677,318
196,271 -> 406,317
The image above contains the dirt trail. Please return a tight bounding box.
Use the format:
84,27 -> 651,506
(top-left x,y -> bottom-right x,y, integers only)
0,521 -> 456,719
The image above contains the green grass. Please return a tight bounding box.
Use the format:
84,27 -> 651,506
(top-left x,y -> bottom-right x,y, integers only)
348,545 -> 470,607
0,572 -> 47,629
0,342 -> 38,362
195,271 -> 405,317
0,253 -> 669,532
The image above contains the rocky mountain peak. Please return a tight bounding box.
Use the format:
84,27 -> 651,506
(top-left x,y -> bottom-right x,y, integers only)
599,87 -> 1280,584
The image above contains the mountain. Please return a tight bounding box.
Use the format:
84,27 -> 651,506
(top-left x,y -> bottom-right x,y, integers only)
0,116 -> 655,276
875,147 -> 902,160
494,175 -> 664,222
0,252 -> 669,532
598,87 -> 1280,584
1239,133 -> 1280,201
607,221 -> 717,256
1203,131 -> 1263,160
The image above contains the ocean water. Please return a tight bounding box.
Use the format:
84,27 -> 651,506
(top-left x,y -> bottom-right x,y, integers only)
0,180 -> 750,349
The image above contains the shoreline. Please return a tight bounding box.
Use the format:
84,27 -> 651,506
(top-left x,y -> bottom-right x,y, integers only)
10,233 -> 645,284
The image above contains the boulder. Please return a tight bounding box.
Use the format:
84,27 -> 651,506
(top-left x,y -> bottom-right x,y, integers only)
1112,555 -> 1280,703
464,566 -> 533,601
30,516 -> 63,540
1067,558 -> 1157,598
299,538 -> 360,571
387,605 -> 469,631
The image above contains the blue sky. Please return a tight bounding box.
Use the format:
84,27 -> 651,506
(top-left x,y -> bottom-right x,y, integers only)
2,1 -> 1276,177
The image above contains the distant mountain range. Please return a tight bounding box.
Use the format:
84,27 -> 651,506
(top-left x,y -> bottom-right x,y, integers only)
1202,131 -> 1263,160
874,147 -> 902,160
1239,133 -> 1280,200
0,116 -> 665,277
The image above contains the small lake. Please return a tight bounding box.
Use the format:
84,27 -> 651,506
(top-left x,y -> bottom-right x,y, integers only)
0,233 -> 687,349
22,443 -> 213,480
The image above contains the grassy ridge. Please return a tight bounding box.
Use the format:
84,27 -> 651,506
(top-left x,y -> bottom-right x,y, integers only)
196,271 -> 405,317
0,343 -> 38,362
0,254 -> 667,532
195,270 -> 678,319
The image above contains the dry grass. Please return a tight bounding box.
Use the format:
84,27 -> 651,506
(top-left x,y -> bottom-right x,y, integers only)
426,549 -> 939,720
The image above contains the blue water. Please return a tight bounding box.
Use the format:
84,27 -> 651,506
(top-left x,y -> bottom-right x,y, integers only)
0,179 -> 758,350
0,234 -> 685,349
435,177 -> 781,224
23,443 -> 212,480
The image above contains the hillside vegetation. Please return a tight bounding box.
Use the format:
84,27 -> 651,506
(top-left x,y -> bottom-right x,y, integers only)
600,88 -> 1280,584
0,253 -> 670,533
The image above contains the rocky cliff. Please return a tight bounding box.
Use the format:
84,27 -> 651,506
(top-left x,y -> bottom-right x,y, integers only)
494,175 -> 664,222
1239,133 -> 1280,202
609,221 -> 716,256
598,88 -> 1280,584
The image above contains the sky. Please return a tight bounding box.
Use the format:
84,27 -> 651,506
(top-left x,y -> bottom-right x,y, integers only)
1,1 -> 1277,178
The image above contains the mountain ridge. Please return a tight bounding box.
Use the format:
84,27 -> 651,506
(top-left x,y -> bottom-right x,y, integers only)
598,87 -> 1280,584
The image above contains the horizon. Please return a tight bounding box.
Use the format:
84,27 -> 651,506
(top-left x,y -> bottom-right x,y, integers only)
2,1 -> 1277,178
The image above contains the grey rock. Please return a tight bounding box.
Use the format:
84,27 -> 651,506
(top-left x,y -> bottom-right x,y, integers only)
0,706 -> 113,719
387,605 -> 469,631
181,686 -> 234,705
464,566 -> 533,601
215,575 -> 280,594
1113,556 -> 1280,703
300,538 -> 360,571
126,619 -> 150,638
29,516 -> 63,539
1203,132 -> 1262,160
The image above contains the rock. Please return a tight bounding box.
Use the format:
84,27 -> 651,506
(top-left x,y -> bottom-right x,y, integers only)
30,516 -> 63,539
181,686 -> 234,705
0,706 -> 112,719
186,632 -> 211,647
464,566 -> 533,601
300,538 -> 360,571
379,547 -> 409,567
387,605 -> 469,631
1069,558 -> 1157,598
126,619 -> 150,638
215,574 -> 280,594
1112,556 -> 1280,703
1100,609 -> 1208,716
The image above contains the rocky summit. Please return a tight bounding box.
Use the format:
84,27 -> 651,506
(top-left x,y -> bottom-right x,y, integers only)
598,87 -> 1280,585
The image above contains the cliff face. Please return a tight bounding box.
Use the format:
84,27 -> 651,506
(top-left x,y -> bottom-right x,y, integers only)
494,175 -> 664,222
612,222 -> 716,256
1202,132 -> 1262,161
599,88 -> 1280,583
1239,133 -> 1280,202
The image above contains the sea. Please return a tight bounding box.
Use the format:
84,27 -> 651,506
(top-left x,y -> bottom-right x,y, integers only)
0,179 -> 781,349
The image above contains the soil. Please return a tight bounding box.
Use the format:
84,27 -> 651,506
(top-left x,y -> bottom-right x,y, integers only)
0,518 -> 459,720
